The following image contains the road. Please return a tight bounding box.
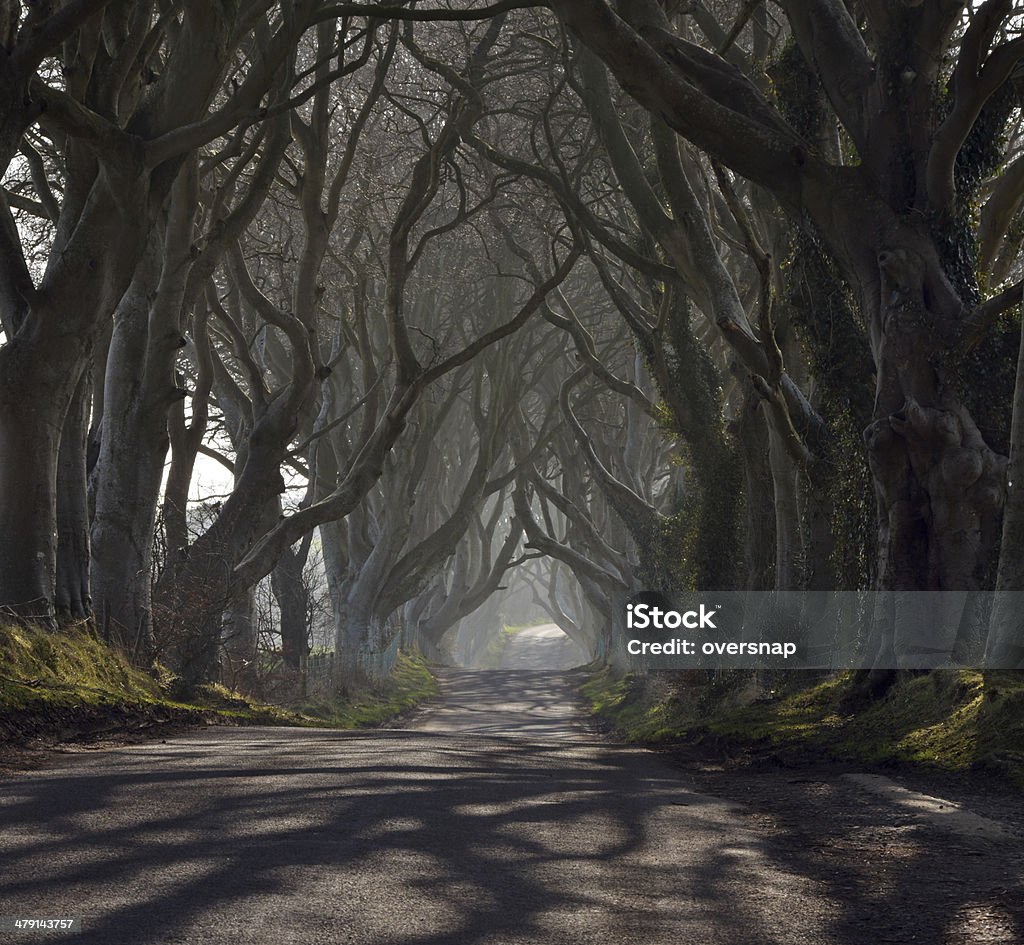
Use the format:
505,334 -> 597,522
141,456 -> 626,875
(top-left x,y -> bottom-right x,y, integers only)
497,623 -> 587,672
1,647 -> 1022,944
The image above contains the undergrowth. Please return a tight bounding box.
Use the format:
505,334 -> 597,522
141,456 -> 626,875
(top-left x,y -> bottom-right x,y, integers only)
0,623 -> 437,746
296,652 -> 439,727
581,666 -> 1024,786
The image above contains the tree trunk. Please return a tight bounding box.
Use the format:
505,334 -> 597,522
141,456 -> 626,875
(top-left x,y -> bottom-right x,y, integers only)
272,543 -> 311,670
768,422 -> 802,591
851,248 -> 1007,691
803,470 -> 838,592
0,157 -> 154,622
733,395 -> 775,591
986,290 -> 1024,667
155,436 -> 289,682
163,382 -> 201,560
320,519 -> 347,637
56,369 -> 93,620
93,164 -> 198,659
0,345 -> 67,624
90,252 -> 174,660
866,248 -> 1005,594
335,611 -> 379,680
221,583 -> 258,694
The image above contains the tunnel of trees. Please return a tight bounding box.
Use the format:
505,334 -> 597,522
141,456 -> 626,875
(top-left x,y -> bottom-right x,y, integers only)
0,0 -> 1022,694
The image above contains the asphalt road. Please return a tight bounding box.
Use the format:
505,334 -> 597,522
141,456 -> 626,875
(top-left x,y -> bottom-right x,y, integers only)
1,646 -> 1022,944
497,623 -> 587,672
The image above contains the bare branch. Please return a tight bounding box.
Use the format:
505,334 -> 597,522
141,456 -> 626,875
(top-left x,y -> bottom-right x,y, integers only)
14,0 -> 112,73
963,278 -> 1024,350
927,0 -> 1024,214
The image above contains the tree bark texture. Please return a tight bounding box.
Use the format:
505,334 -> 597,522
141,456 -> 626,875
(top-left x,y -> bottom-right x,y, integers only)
272,544 -> 311,671
56,369 -> 93,620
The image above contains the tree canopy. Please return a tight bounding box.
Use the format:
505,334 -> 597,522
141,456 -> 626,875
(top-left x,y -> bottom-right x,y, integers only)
1,0 -> 1022,685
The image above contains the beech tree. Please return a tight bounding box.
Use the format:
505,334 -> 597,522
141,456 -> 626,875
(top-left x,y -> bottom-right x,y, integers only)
150,21 -> 395,681
178,15 -> 579,681
548,0 -> 1023,592
231,14 -> 582,594
461,19 -> 832,598
0,0 -> 366,622
3,1 -> 1022,685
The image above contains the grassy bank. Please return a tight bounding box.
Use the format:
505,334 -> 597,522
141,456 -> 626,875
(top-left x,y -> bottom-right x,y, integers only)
296,652 -> 439,727
0,623 -> 437,749
580,666 -> 1024,786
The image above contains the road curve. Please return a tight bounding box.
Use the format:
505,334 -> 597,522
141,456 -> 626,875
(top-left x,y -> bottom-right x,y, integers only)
0,663 -> 1021,944
497,623 -> 587,672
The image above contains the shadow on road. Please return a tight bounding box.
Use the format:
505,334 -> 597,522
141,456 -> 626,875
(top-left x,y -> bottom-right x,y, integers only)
406,669 -> 586,739
0,671 -> 1021,945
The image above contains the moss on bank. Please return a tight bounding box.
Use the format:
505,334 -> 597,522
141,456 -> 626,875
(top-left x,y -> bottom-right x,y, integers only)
580,667 -> 1024,786
0,623 -> 437,747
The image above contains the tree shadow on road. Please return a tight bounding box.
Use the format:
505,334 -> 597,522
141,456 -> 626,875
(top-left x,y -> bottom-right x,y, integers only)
0,727 -> 1021,944
672,753 -> 1024,945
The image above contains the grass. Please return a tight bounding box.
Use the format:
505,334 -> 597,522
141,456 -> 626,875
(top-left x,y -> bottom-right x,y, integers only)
1,620 -> 163,711
0,622 -> 438,746
580,666 -> 1024,786
296,652 -> 439,727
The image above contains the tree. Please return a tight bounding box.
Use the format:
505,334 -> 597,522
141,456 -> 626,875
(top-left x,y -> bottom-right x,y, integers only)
0,1 -> 373,622
550,0 -> 1023,586
5,1 -> 1022,687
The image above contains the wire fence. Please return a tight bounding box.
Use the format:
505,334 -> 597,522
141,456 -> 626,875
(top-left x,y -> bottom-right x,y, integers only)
300,616 -> 406,698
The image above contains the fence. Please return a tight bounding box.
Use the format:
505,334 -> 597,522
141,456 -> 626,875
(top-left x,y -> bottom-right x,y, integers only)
299,615 -> 406,698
